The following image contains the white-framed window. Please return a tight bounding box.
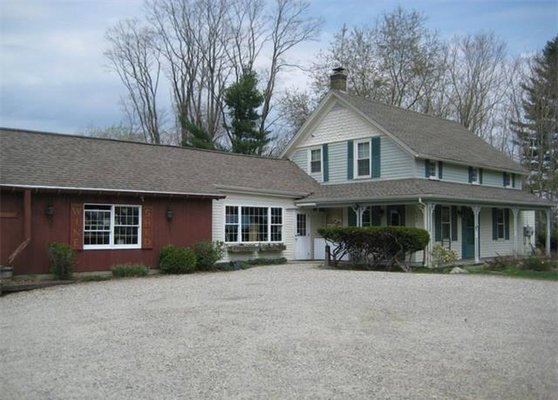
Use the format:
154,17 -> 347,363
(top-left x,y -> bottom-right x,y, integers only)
309,148 -> 322,174
224,206 -> 283,243
427,160 -> 438,179
440,206 -> 451,240
494,209 -> 507,239
470,167 -> 480,184
355,139 -> 371,178
296,213 -> 307,236
84,204 -> 141,249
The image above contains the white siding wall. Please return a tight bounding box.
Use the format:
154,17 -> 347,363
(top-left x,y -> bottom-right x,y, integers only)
519,210 -> 535,255
291,148 -> 307,174
302,104 -> 381,146
212,194 -> 297,262
327,141 -> 348,184
381,137 -> 415,179
479,208 -> 514,257
443,163 -> 468,183
482,170 -> 503,187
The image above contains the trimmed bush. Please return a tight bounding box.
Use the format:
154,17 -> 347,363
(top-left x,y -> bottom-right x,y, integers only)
431,244 -> 458,267
112,264 -> 149,277
48,242 -> 76,280
318,226 -> 430,271
159,245 -> 197,274
214,257 -> 288,271
192,241 -> 225,271
520,256 -> 556,272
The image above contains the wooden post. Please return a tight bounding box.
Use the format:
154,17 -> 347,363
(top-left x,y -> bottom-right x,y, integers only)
324,245 -> 330,267
512,208 -> 519,257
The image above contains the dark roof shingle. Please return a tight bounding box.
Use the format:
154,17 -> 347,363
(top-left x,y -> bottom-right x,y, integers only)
301,178 -> 552,207
0,128 -> 320,197
334,91 -> 524,174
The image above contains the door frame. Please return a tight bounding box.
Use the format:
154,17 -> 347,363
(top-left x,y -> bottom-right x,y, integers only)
295,212 -> 312,260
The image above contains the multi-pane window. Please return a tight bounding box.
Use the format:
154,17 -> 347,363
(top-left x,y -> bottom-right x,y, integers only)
84,204 -> 140,249
470,167 -> 479,184
225,206 -> 239,242
225,206 -> 282,243
427,161 -> 437,178
496,209 -> 505,239
503,172 -> 511,187
440,206 -> 451,240
296,214 -> 307,236
310,148 -> 322,174
356,140 -> 371,177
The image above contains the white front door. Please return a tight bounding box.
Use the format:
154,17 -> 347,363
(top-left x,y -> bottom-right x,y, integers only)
295,213 -> 312,260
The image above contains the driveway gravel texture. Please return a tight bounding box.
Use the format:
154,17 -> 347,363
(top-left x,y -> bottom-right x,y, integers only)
1,263 -> 556,400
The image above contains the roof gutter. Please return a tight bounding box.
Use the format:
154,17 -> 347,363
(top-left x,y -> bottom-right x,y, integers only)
214,184 -> 311,199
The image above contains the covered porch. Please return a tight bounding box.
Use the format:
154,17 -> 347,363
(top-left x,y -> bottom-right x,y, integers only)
294,179 -> 554,265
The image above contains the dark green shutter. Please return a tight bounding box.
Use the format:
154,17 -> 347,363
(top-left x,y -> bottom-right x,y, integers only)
347,140 -> 354,180
348,207 -> 356,226
322,143 -> 329,182
479,168 -> 484,184
371,137 -> 381,178
451,206 -> 458,241
512,173 -> 515,188
504,209 -> 510,240
425,159 -> 431,178
468,167 -> 473,183
438,161 -> 443,179
492,208 -> 498,240
434,205 -> 442,241
371,206 -> 382,226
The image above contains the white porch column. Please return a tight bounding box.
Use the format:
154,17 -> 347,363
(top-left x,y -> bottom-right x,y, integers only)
428,203 -> 436,265
546,209 -> 552,257
512,208 -> 520,257
472,205 -> 481,263
419,202 -> 432,266
351,205 -> 365,227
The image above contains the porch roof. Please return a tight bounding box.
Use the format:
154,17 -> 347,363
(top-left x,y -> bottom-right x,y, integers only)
297,178 -> 554,208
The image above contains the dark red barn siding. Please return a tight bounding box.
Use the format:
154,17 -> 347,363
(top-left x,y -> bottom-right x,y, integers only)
0,189 -> 213,275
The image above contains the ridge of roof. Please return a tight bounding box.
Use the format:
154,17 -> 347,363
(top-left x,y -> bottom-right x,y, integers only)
0,127 -> 289,163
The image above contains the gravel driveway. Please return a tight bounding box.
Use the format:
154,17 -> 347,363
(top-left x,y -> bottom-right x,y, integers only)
1,264 -> 557,400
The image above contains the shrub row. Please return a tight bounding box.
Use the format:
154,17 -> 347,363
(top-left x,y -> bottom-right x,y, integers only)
318,226 -> 430,271
159,241 -> 225,274
214,257 -> 288,271
112,264 -> 149,277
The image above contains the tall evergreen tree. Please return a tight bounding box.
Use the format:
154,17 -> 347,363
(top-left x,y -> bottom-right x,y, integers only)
180,118 -> 215,150
513,36 -> 558,201
224,71 -> 270,155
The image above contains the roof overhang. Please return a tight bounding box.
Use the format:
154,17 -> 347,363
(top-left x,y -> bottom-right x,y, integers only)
0,184 -> 225,199
214,184 -> 311,199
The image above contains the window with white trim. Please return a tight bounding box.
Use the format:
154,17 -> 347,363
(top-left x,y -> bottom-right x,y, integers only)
225,206 -> 283,243
427,160 -> 438,179
355,140 -> 371,177
84,204 -> 141,249
309,148 -> 322,174
470,167 -> 480,184
495,209 -> 505,239
440,206 -> 451,240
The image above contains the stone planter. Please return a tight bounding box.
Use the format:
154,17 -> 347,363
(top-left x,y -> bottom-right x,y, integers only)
227,245 -> 258,253
258,243 -> 286,252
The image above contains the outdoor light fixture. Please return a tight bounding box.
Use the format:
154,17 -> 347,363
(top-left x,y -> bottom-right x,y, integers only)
45,203 -> 54,221
166,207 -> 174,221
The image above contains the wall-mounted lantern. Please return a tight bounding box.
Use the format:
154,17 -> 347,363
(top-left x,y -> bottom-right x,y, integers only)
166,207 -> 174,221
45,203 -> 54,222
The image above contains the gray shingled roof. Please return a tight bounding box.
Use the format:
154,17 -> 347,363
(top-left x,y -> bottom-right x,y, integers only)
300,178 -> 552,207
0,128 -> 320,197
334,91 -> 525,174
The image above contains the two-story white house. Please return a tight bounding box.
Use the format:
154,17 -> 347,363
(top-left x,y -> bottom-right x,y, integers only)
270,68 -> 553,264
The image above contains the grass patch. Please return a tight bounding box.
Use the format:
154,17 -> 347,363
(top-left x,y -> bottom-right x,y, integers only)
79,275 -> 112,282
466,268 -> 558,281
112,264 -> 150,278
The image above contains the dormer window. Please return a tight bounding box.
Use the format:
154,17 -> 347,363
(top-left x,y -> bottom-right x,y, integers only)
503,172 -> 513,188
469,167 -> 480,184
355,139 -> 371,178
426,160 -> 438,179
309,148 -> 322,174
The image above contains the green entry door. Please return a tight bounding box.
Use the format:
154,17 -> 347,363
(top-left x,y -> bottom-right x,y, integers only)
461,207 -> 475,259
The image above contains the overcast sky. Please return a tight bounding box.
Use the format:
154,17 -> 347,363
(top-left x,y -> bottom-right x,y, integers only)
1,0 -> 557,135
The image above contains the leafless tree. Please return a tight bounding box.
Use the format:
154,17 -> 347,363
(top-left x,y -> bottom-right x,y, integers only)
105,19 -> 163,144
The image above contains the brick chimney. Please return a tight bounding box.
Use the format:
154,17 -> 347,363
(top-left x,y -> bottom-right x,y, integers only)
330,67 -> 347,91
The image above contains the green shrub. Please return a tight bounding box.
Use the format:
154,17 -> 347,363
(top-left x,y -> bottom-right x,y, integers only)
159,245 -> 197,274
48,242 -> 76,280
111,264 -> 149,277
520,256 -> 556,272
245,257 -> 287,266
192,241 -> 225,271
431,244 -> 458,267
318,226 -> 429,270
484,255 -> 515,271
